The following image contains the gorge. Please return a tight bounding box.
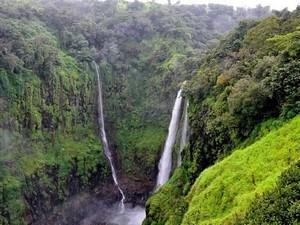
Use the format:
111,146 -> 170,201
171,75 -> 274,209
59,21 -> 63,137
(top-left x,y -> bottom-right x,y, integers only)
0,0 -> 299,225
96,86 -> 187,224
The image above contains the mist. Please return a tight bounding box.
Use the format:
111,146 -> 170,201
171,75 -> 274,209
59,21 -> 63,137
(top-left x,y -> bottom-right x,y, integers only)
32,191 -> 145,225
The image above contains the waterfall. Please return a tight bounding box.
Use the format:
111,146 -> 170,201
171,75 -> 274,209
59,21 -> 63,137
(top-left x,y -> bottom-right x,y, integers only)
156,89 -> 183,190
178,101 -> 188,166
94,63 -> 125,213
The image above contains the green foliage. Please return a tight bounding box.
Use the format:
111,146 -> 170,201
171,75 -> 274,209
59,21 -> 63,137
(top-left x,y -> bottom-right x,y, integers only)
0,4 -> 110,222
81,0 -> 267,179
0,128 -> 109,224
238,117 -> 284,149
147,7 -> 300,224
264,27 -> 300,118
240,160 -> 300,224
181,115 -> 300,224
182,8 -> 300,183
0,0 -> 277,223
0,176 -> 25,225
268,60 -> 300,117
214,20 -> 259,58
144,167 -> 190,225
227,77 -> 273,138
117,126 -> 166,180
267,26 -> 300,60
243,16 -> 281,56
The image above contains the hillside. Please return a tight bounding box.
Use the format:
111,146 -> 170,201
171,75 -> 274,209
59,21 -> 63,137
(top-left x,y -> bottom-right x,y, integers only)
182,116 -> 300,224
145,116 -> 300,224
144,6 -> 300,225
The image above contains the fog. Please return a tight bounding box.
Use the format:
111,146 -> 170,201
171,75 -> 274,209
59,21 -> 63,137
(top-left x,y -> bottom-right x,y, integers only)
127,0 -> 299,10
32,191 -> 146,225
106,204 -> 146,225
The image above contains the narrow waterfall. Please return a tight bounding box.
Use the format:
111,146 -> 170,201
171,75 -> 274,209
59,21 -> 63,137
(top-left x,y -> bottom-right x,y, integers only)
178,101 -> 188,166
156,89 -> 183,190
94,63 -> 125,213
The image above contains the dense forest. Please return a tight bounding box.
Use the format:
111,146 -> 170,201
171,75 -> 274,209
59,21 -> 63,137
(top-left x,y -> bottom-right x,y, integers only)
0,0 -> 299,224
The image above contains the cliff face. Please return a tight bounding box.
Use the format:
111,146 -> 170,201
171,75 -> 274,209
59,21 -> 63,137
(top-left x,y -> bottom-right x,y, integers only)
0,8 -> 110,222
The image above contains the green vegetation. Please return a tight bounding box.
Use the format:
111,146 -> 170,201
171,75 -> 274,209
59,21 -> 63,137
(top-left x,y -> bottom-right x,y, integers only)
0,2 -> 110,222
1,0 -> 297,224
117,126 -> 166,179
0,127 -> 109,224
143,116 -> 300,225
0,0 -> 270,223
181,115 -> 300,224
241,160 -> 300,224
145,166 -> 190,225
184,11 -> 300,182
145,6 -> 300,225
87,1 -> 270,179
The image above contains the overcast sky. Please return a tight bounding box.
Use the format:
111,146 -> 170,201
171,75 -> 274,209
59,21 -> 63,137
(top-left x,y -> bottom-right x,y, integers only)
134,0 -> 299,10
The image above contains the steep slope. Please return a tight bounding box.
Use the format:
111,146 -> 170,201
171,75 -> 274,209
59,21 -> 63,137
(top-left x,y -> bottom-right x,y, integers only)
241,160 -> 300,224
144,117 -> 300,225
182,116 -> 300,224
0,11 -> 110,224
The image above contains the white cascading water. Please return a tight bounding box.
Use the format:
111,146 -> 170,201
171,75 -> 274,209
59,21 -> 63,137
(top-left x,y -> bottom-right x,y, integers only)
156,89 -> 183,190
178,101 -> 188,166
95,63 -> 125,213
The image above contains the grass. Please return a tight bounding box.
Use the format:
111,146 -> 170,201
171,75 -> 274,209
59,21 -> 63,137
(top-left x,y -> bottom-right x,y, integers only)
144,166 -> 190,225
181,115 -> 300,224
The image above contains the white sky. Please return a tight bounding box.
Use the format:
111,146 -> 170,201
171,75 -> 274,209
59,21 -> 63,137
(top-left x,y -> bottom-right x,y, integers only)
136,0 -> 299,10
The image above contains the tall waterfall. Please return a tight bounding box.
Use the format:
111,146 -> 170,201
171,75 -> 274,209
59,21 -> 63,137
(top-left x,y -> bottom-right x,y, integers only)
156,89 -> 183,190
178,101 -> 188,166
95,63 -> 125,213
